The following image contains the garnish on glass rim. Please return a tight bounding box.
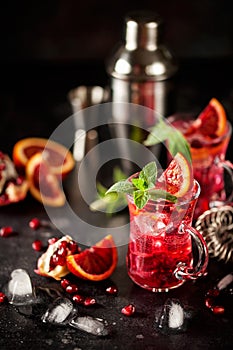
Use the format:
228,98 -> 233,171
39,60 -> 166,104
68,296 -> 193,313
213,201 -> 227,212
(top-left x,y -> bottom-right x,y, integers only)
106,162 -> 177,209
90,117 -> 192,212
144,117 -> 192,164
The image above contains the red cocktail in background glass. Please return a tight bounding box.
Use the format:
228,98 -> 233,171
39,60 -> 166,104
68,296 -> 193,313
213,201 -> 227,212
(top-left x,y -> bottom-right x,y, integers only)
169,115 -> 233,218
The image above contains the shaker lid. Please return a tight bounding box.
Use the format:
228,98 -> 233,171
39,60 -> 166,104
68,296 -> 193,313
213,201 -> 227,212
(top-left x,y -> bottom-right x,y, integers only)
124,11 -> 163,51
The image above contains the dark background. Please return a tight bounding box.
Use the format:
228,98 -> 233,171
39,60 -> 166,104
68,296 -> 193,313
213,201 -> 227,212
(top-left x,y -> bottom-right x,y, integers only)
1,0 -> 233,61
0,0 -> 233,151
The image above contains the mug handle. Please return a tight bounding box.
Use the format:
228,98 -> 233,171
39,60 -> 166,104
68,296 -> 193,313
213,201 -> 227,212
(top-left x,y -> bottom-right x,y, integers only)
208,158 -> 233,208
219,159 -> 233,203
174,223 -> 209,281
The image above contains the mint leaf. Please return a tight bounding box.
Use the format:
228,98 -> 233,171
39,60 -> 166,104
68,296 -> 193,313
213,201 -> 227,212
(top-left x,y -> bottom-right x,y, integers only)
106,180 -> 135,195
113,166 -> 127,182
132,178 -> 147,190
133,190 -> 150,209
149,189 -> 177,203
140,161 -> 157,188
144,118 -> 170,146
144,118 -> 192,164
167,130 -> 192,164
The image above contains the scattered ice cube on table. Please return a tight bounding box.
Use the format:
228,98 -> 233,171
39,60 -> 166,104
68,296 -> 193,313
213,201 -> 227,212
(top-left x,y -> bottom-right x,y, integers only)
42,297 -> 74,324
168,301 -> 184,329
69,315 -> 109,337
154,298 -> 193,334
5,269 -> 36,305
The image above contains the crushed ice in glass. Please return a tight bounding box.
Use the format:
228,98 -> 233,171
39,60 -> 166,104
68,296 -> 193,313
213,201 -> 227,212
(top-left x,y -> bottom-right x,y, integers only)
69,315 -> 110,337
5,269 -> 36,305
42,297 -> 74,324
154,298 -> 193,334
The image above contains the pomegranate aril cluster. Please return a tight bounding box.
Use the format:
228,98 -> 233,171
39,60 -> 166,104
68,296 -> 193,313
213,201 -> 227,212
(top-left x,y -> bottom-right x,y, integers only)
60,278 -> 96,307
49,239 -> 80,270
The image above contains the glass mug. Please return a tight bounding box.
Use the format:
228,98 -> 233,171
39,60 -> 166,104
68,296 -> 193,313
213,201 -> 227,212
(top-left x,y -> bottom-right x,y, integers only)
126,179 -> 208,292
169,115 -> 233,218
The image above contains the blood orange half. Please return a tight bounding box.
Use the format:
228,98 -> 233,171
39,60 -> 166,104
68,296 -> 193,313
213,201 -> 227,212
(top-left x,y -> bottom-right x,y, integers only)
13,137 -> 75,177
157,152 -> 193,197
191,98 -> 227,138
26,153 -> 66,207
66,235 -> 118,281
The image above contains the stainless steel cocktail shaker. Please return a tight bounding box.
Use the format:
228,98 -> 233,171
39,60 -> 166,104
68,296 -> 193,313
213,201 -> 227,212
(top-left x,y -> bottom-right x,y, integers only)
106,11 -> 178,117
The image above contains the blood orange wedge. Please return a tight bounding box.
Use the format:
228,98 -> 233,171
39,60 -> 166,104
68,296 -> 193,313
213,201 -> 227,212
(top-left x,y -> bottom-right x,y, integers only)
26,153 -> 66,207
66,235 -> 118,281
157,152 -> 193,197
187,98 -> 227,138
13,137 -> 75,177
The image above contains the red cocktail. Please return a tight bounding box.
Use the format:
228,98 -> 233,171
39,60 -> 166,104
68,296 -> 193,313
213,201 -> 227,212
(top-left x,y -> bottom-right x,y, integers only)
170,116 -> 232,218
126,180 -> 208,292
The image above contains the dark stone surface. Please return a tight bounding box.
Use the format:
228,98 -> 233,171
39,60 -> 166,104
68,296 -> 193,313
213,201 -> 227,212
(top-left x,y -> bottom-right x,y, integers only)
0,59 -> 233,349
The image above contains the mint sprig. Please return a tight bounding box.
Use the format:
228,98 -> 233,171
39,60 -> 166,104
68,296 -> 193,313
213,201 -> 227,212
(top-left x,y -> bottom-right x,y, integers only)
106,162 -> 177,209
89,167 -> 128,215
144,118 -> 192,164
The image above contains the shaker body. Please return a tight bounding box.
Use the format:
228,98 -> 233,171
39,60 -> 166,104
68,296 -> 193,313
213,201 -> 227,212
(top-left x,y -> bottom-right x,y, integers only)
107,11 -> 178,117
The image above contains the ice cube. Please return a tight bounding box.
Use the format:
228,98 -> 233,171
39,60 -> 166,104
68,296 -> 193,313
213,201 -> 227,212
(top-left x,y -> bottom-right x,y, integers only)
168,302 -> 184,329
154,298 -> 192,334
69,315 -> 109,337
5,269 -> 36,305
42,297 -> 74,324
134,214 -> 165,236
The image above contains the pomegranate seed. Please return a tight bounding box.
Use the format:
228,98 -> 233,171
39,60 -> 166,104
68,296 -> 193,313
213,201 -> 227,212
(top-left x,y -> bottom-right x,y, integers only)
0,194 -> 9,205
0,163 -> 6,171
16,176 -> 24,185
106,286 -> 118,295
205,297 -> 214,309
84,297 -> 96,306
211,306 -> 225,315
29,218 -> 41,230
0,226 -> 14,237
72,294 -> 85,304
0,292 -> 7,303
51,253 -> 66,266
59,241 -> 68,249
206,288 -> 220,297
32,239 -> 43,251
61,279 -> 70,289
68,240 -> 80,254
48,237 -> 58,245
66,284 -> 78,294
121,304 -> 135,316
57,246 -> 67,257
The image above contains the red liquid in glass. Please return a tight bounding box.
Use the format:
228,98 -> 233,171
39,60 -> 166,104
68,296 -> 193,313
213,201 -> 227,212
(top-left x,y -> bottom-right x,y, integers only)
171,119 -> 231,218
127,182 -> 198,291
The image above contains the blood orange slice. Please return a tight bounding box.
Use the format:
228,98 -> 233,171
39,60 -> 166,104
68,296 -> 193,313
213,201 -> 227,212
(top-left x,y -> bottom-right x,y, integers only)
190,98 -> 227,138
26,153 -> 66,207
66,235 -> 118,281
157,152 -> 193,197
13,137 -> 75,177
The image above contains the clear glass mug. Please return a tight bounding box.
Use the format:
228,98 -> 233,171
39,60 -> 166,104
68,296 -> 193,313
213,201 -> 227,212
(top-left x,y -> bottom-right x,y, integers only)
168,115 -> 233,219
126,179 -> 208,292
